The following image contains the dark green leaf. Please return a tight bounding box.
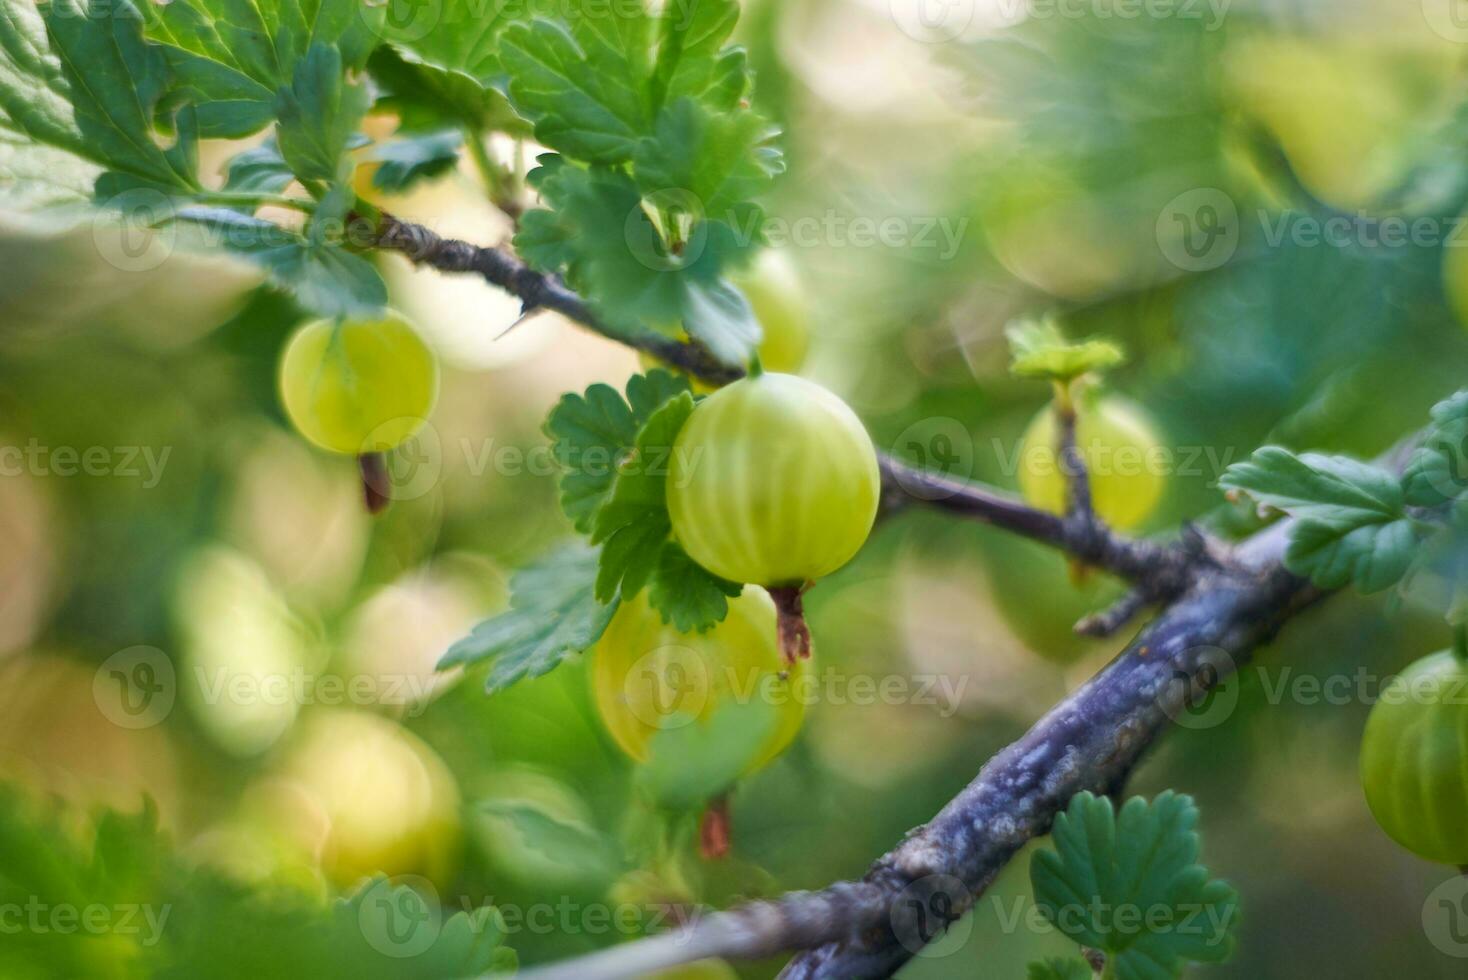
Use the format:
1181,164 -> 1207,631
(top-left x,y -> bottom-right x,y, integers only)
592,391 -> 696,603
1403,389 -> 1468,508
1286,517 -> 1420,593
439,542 -> 620,693
366,129 -> 462,192
1031,792 -> 1240,980
633,96 -> 784,222
544,369 -> 692,533
222,139 -> 293,196
647,541 -> 741,633
274,42 -> 369,183
1219,447 -> 1403,527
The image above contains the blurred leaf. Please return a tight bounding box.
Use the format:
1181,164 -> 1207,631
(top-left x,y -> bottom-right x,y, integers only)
636,698 -> 775,810
592,391 -> 695,602
1031,792 -> 1240,980
440,542 -> 620,693
479,800 -> 621,881
1220,448 -> 1404,526
650,0 -> 747,111
1007,318 -> 1124,382
1028,959 -> 1092,980
366,129 -> 463,193
1286,517 -> 1419,593
1403,389 -> 1468,508
222,139 -> 294,196
174,208 -> 387,318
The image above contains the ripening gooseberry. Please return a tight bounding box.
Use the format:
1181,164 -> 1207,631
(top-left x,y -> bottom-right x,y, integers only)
590,589 -> 808,775
1017,396 -> 1165,530
278,314 -> 439,455
667,373 -> 880,588
1359,649 -> 1468,866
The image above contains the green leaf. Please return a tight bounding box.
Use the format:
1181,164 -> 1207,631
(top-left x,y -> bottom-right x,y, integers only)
222,138 -> 293,196
274,42 -> 369,183
15,0 -> 200,192
650,0 -> 746,110
592,391 -> 696,603
479,799 -> 621,882
438,542 -> 620,693
1031,792 -> 1240,980
174,207 -> 387,318
1027,959 -> 1093,980
365,128 -> 462,192
499,14 -> 653,164
544,368 -> 693,534
633,96 -> 783,223
138,0 -> 383,139
370,0 -> 526,131
647,541 -> 741,633
1286,517 -> 1420,593
1007,318 -> 1125,382
1403,389 -> 1468,508
1219,447 -> 1404,526
636,697 -> 776,810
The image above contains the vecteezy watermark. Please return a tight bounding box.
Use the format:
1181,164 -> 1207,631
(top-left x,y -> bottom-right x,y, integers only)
1156,188 -> 1240,272
191,666 -> 442,718
987,893 -> 1239,945
1422,0 -> 1468,44
890,418 -> 977,501
358,876 -> 444,958
0,899 -> 171,947
1423,876 -> 1468,958
0,439 -> 171,488
364,0 -> 711,44
621,653 -> 973,733
93,646 -> 177,730
890,874 -> 974,957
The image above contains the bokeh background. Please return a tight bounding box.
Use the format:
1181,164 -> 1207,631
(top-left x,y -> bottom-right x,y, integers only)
2,0 -> 1468,976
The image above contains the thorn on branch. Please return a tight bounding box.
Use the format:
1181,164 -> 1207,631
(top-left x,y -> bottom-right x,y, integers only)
1074,589 -> 1151,638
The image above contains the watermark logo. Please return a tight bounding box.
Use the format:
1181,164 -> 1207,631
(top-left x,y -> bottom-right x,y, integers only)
624,645 -> 710,731
627,189 -> 710,272
1156,188 -> 1239,272
1157,646 -> 1239,731
93,188 -> 176,273
891,874 -> 973,956
1423,0 -> 1468,43
1423,875 -> 1468,958
358,876 -> 443,958
93,646 -> 176,730
890,417 -> 976,500
891,0 -> 976,44
362,420 -> 444,502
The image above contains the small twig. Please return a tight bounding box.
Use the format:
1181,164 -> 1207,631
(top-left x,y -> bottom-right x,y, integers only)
1074,589 -> 1151,638
1053,383 -> 1096,527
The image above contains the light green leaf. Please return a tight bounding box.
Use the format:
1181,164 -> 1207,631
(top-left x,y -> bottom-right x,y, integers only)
1031,792 -> 1239,980
651,0 -> 746,110
438,542 -> 620,693
274,42 -> 369,183
1007,318 -> 1124,382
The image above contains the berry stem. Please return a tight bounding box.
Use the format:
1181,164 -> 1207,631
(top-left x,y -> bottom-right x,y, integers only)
770,585 -> 812,664
1455,624 -> 1468,663
358,453 -> 391,515
698,793 -> 733,861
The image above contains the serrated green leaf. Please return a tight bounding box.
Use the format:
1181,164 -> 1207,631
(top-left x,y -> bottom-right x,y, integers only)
174,207 -> 387,318
500,15 -> 653,164
1027,959 -> 1092,980
275,42 -> 369,183
439,542 -> 619,693
222,138 -> 293,196
544,369 -> 692,533
1007,318 -> 1124,382
650,0 -> 745,110
1403,389 -> 1468,508
1286,517 -> 1420,593
1031,792 -> 1239,980
365,128 -> 462,192
636,697 -> 776,810
634,96 -> 783,222
1219,447 -> 1404,526
647,541 -> 740,632
10,0 -> 200,192
592,391 -> 696,603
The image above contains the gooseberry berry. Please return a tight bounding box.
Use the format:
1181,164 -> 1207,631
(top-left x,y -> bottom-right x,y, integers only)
1359,649 -> 1468,866
590,588 -> 808,776
667,372 -> 880,588
1017,395 -> 1165,530
277,313 -> 439,456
